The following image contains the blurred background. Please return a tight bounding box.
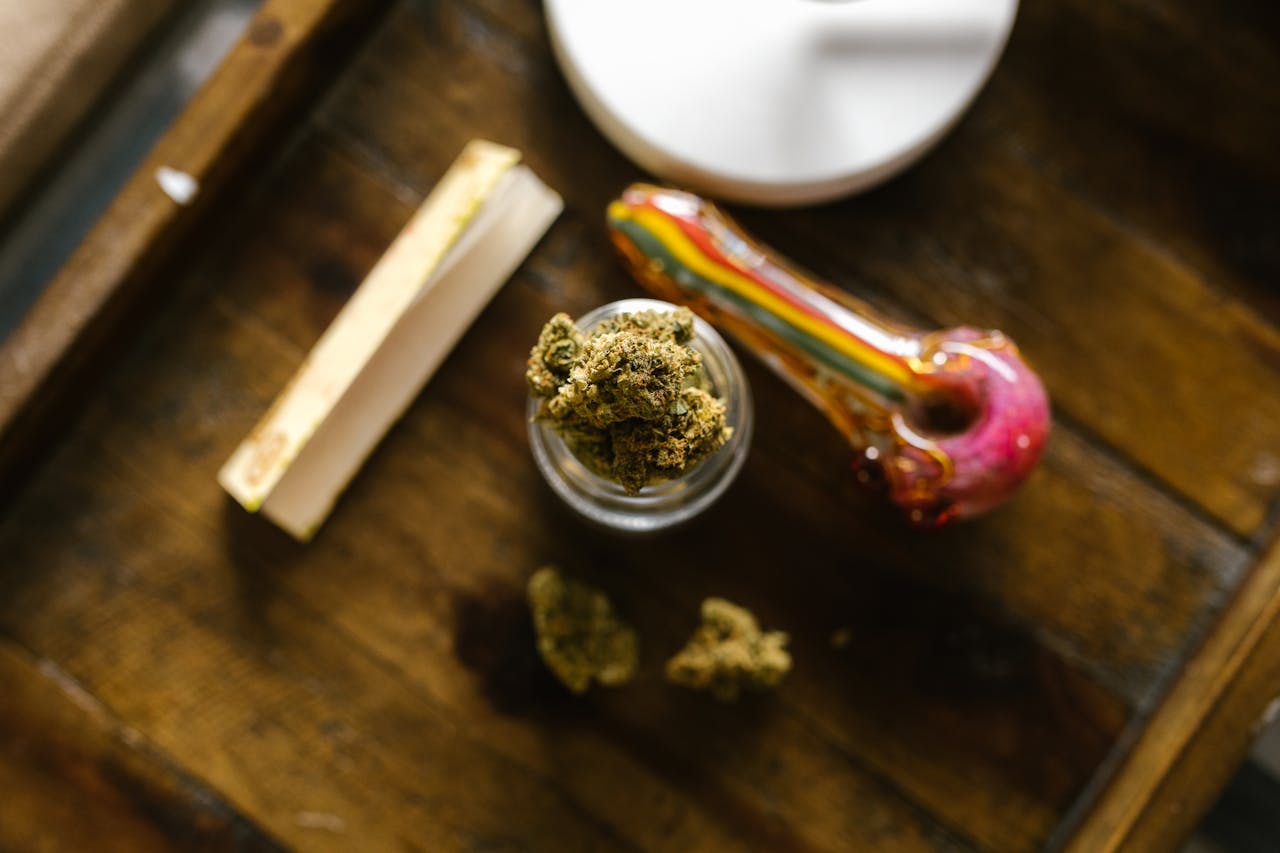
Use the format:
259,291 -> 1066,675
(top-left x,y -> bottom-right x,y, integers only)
0,1 -> 1275,850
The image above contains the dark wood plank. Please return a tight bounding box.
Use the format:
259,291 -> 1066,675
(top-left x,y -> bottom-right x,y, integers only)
1068,537 -> 1280,852
0,637 -> 281,852
0,117 -> 1258,852
317,0 -> 1280,538
0,0 -> 179,221
218,130 -> 1250,713
0,465 -> 731,852
297,0 -> 1265,698
986,0 -> 1280,323
196,130 -> 1252,850
0,0 -> 391,503
0,351 -> 963,852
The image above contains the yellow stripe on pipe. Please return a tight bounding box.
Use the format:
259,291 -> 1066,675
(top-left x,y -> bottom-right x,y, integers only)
628,206 -> 919,391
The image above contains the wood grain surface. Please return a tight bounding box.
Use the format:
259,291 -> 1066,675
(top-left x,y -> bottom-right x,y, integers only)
0,0 -> 388,507
0,0 -> 1277,850
1069,536 -> 1280,852
0,639 -> 281,851
0,0 -> 178,219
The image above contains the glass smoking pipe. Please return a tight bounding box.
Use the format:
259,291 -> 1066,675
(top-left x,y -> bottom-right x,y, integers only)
606,184 -> 1050,527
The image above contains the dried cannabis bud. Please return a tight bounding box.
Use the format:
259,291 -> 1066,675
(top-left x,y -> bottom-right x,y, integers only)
527,308 -> 731,494
527,566 -> 639,694
526,313 -> 584,398
665,598 -> 792,701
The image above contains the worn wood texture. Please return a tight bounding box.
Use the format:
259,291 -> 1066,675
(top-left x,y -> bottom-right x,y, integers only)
0,0 -> 178,220
323,0 -> 1280,539
0,0 -> 1277,851
0,639 -> 282,851
0,0 -> 390,503
1068,536 -> 1280,853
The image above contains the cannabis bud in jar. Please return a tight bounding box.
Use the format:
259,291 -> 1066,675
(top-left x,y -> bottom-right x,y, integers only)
665,598 -> 792,701
527,308 -> 732,495
527,566 -> 639,693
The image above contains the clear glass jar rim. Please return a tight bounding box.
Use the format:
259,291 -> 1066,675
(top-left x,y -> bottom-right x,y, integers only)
527,298 -> 753,533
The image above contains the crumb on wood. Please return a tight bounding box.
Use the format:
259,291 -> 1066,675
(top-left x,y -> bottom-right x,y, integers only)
665,598 -> 791,701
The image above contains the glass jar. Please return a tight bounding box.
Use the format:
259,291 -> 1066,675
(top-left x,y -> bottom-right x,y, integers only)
527,298 -> 753,533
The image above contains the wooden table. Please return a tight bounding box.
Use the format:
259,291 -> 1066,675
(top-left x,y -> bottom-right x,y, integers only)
0,0 -> 179,220
2,0 -> 1278,850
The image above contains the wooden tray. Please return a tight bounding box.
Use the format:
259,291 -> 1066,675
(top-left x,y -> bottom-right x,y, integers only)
0,0 -> 181,220
2,0 -> 1278,850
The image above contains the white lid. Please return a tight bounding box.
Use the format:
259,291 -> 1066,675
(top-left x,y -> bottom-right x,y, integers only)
546,0 -> 1018,206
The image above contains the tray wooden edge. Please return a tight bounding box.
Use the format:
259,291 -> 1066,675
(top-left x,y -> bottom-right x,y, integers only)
1064,534 -> 1280,852
0,0 -> 391,498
